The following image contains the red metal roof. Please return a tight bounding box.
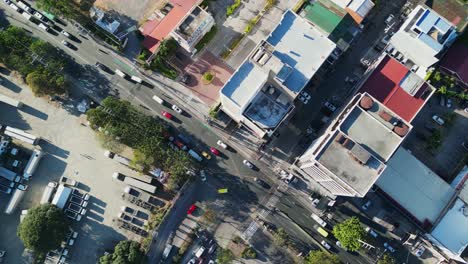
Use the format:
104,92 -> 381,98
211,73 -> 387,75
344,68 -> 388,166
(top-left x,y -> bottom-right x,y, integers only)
440,42 -> 468,85
142,0 -> 199,53
359,55 -> 427,122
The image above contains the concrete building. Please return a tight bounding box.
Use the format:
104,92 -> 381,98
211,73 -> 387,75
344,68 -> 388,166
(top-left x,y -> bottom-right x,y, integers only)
297,93 -> 412,197
359,54 -> 435,122
376,148 -> 455,227
219,10 -> 336,138
141,0 -> 214,55
427,167 -> 468,263
389,5 -> 458,78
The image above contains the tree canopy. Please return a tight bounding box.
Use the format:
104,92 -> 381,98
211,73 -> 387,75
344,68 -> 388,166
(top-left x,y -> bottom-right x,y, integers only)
17,204 -> 70,253
332,217 -> 365,252
0,26 -> 68,96
87,97 -> 193,188
378,254 -> 396,264
35,0 -> 76,19
304,250 -> 341,264
99,240 -> 145,264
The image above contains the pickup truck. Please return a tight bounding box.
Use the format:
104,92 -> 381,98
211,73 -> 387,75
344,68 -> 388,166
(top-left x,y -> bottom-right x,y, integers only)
60,176 -> 77,187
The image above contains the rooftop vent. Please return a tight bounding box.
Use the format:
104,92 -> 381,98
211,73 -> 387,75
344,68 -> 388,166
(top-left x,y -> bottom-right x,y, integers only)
360,95 -> 374,110
350,144 -> 371,165
393,123 -> 410,137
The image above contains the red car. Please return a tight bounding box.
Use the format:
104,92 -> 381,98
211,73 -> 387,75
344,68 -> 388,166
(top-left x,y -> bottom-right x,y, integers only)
161,111 -> 172,119
210,147 -> 220,156
187,204 -> 197,215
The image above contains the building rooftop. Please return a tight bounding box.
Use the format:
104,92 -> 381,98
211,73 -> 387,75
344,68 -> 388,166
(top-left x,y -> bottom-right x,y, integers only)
440,42 -> 468,85
312,93 -> 411,195
359,55 -> 434,122
142,0 -> 199,53
266,10 -> 336,93
220,10 -> 335,135
390,5 -> 458,69
376,148 -> 455,224
430,198 -> 468,259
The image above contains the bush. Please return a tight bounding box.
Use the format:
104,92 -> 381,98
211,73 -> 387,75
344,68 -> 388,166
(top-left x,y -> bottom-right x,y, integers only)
241,247 -> 257,259
202,71 -> 215,83
226,0 -> 241,16
332,217 -> 365,252
17,204 -> 70,254
272,227 -> 290,246
217,248 -> 235,264
99,241 -> 146,264
195,26 -> 218,52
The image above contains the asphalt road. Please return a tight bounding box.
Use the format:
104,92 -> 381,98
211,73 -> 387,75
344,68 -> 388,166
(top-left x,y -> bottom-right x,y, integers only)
0,3 -> 403,264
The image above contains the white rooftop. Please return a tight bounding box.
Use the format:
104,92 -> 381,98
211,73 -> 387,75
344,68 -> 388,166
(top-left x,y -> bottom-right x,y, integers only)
347,0 -> 375,18
220,10 -> 335,133
390,5 -> 457,70
430,198 -> 468,258
376,148 -> 455,223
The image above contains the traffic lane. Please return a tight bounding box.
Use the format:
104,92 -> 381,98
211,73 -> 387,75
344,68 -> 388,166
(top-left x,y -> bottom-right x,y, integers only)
276,193 -> 369,264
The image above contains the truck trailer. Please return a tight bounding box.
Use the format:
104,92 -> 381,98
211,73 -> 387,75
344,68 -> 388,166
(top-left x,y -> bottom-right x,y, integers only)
113,172 -> 156,193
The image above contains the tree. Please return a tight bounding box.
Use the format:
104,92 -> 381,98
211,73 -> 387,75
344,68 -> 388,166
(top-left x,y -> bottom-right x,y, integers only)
241,247 -> 257,259
305,250 -> 341,264
99,240 -> 145,264
35,0 -> 76,19
216,248 -> 234,264
378,254 -> 396,264
272,227 -> 289,246
17,204 -> 70,254
332,217 -> 365,252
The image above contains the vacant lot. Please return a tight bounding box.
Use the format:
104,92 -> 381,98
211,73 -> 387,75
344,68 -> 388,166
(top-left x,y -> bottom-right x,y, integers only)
0,73 -> 159,263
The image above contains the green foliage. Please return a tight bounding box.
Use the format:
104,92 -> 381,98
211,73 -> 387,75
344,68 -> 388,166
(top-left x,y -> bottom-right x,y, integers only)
232,235 -> 243,244
438,85 -> 447,94
146,207 -> 168,230
99,240 -> 146,264
265,0 -> 277,10
157,38 -> 178,59
195,26 -> 218,52
17,204 -> 70,254
217,248 -> 235,264
36,0 -> 76,19
244,16 -> 260,34
209,103 -> 221,119
332,217 -> 365,252
97,132 -> 125,154
241,247 -> 257,259
272,227 -> 290,247
226,0 -> 242,16
202,72 -> 214,82
0,26 -> 67,96
378,254 -> 396,264
304,250 -> 341,264
426,130 -> 442,151
433,71 -> 442,82
86,97 -> 193,188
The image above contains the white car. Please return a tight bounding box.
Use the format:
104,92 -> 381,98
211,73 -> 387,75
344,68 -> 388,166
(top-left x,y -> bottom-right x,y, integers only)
385,14 -> 395,24
415,246 -> 425,257
321,240 -> 331,250
432,115 -> 445,126
60,176 -> 77,187
243,160 -> 254,169
171,105 -> 183,114
61,30 -> 70,38
200,170 -> 207,182
217,140 -> 228,149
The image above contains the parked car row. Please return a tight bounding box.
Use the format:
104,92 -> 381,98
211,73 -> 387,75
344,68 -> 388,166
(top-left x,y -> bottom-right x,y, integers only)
45,228 -> 79,264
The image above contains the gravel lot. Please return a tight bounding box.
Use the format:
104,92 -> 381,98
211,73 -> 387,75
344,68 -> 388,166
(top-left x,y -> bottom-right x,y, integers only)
0,73 -> 152,263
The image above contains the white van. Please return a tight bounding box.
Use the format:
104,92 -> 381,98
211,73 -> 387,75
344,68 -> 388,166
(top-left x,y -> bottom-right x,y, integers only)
311,213 -> 327,227
40,181 -> 58,204
38,23 -> 49,32
115,69 -> 126,78
22,12 -> 32,20
194,246 -> 205,258
152,95 -> 164,104
9,3 -> 19,11
131,76 -> 142,83
188,149 -> 203,162
17,1 -> 33,13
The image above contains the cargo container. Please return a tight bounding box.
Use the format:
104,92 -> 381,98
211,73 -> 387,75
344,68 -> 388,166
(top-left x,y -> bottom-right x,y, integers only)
5,188 -> 26,214
113,172 -> 156,193
0,166 -> 17,182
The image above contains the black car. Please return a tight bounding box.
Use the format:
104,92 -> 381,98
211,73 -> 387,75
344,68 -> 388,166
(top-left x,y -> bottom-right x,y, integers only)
180,74 -> 190,84
254,177 -> 271,189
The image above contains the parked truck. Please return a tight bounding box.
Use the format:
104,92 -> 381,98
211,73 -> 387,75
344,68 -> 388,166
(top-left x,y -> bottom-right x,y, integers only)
113,172 -> 156,193
5,188 -> 26,214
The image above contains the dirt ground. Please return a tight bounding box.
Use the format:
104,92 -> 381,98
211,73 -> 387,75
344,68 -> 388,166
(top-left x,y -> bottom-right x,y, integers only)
94,0 -> 166,25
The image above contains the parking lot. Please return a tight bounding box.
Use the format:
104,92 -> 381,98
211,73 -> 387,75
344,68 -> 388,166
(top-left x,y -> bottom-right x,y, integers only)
0,73 -> 166,263
403,94 -> 468,182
